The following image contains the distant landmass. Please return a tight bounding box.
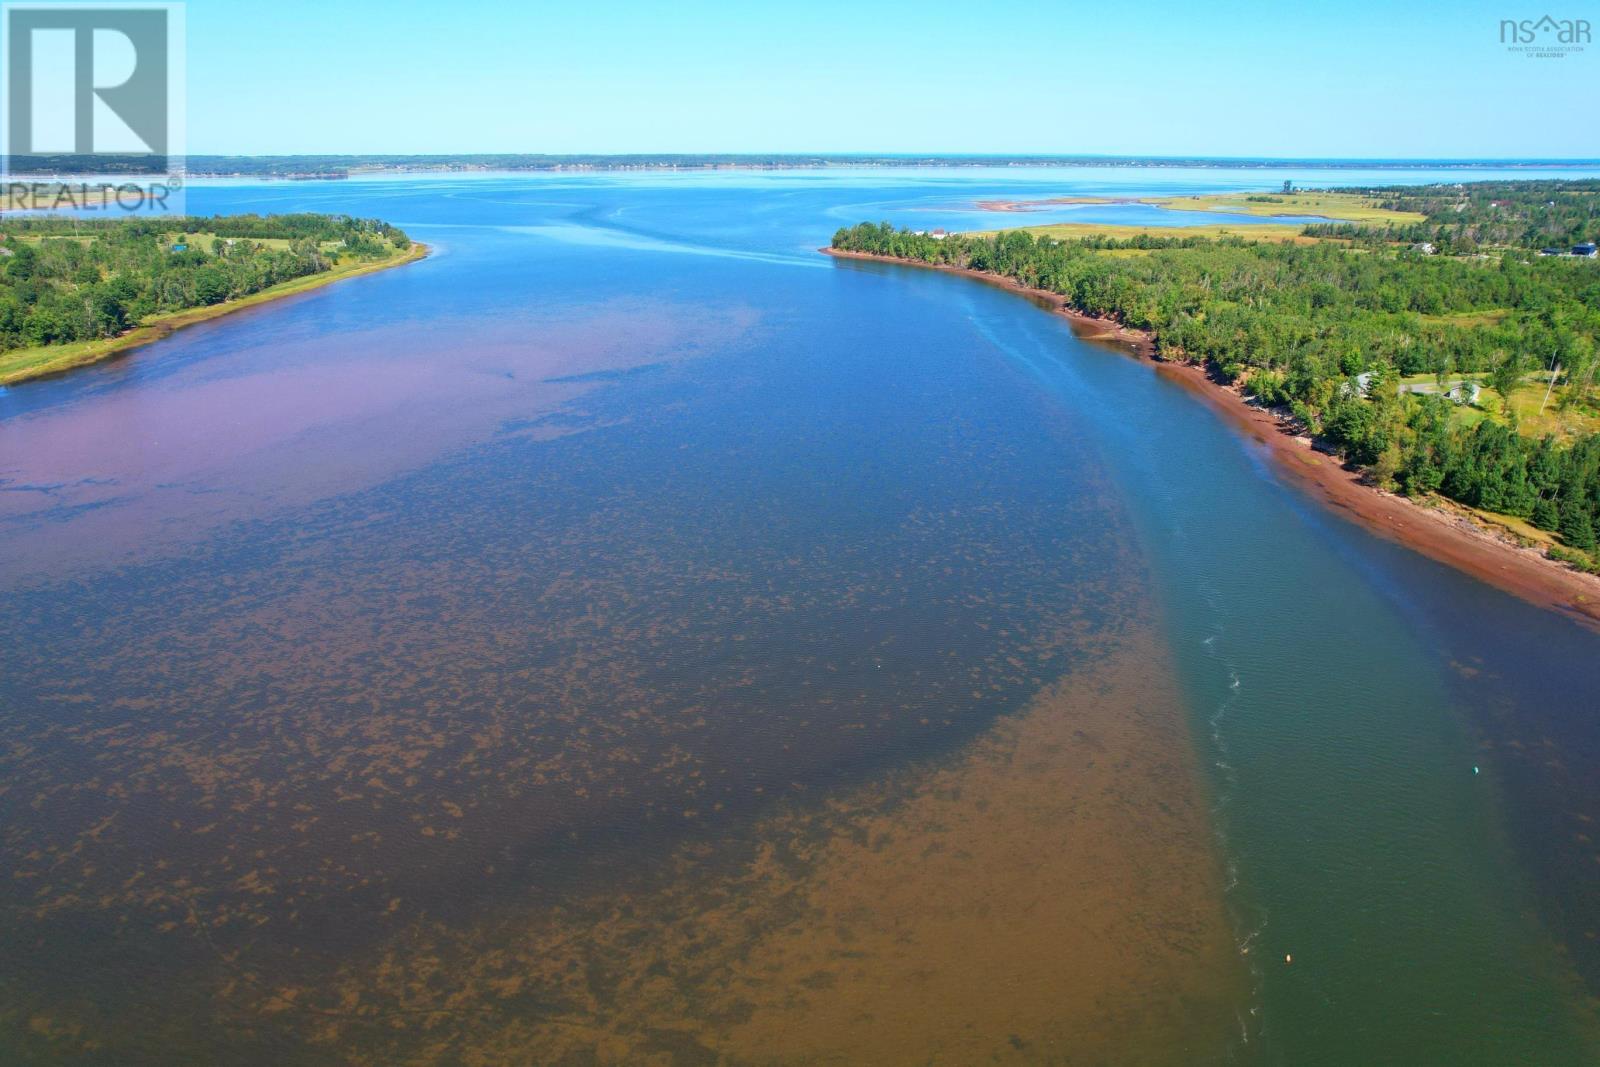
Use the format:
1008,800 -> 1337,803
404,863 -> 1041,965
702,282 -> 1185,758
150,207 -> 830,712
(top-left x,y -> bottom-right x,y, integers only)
178,154 -> 1600,178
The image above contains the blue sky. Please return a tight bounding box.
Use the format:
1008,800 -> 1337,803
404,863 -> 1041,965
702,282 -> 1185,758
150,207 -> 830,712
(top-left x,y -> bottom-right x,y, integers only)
185,0 -> 1599,158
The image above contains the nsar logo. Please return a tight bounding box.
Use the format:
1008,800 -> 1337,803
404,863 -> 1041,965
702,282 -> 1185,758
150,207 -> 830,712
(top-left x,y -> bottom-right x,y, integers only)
1499,14 -> 1591,57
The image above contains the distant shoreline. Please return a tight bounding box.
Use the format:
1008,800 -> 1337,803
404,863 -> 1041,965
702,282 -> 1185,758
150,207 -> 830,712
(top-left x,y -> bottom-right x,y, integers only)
0,242 -> 428,387
822,247 -> 1600,630
168,155 -> 1600,180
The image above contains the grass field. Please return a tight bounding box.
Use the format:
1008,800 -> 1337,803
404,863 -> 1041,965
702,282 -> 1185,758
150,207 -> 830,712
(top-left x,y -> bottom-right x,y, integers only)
1396,371 -> 1600,440
1463,502 -> 1564,550
1416,308 -> 1512,329
970,190 -> 1423,233
1498,381 -> 1600,438
1140,190 -> 1425,225
13,233 -> 352,254
971,221 -> 1315,243
965,189 -> 1419,243
179,233 -> 293,252
0,240 -> 426,386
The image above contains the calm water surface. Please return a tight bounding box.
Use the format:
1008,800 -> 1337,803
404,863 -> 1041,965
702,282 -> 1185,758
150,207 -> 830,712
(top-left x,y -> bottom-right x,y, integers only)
3,166 -> 1600,1064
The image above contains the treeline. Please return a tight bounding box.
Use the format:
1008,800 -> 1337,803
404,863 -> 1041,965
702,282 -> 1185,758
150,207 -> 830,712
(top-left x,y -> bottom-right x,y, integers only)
1398,401 -> 1600,550
1307,180 -> 1600,250
0,215 -> 409,350
1300,221 -> 1496,254
0,213 -> 409,246
831,221 -> 1600,556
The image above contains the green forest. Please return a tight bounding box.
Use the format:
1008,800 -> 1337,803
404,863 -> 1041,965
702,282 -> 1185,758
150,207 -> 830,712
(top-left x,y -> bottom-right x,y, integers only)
1305,179 -> 1600,251
0,214 -> 410,352
832,186 -> 1600,564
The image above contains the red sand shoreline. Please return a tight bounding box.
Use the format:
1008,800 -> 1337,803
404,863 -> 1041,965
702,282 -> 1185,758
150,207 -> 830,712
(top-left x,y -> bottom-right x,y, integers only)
823,246 -> 1600,631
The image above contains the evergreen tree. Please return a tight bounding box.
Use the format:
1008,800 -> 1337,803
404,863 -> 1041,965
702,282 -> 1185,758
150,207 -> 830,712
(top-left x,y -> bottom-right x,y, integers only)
1560,492 -> 1597,551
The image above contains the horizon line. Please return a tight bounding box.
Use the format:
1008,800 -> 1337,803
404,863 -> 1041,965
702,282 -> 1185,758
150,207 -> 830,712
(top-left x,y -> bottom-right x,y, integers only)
180,152 -> 1600,164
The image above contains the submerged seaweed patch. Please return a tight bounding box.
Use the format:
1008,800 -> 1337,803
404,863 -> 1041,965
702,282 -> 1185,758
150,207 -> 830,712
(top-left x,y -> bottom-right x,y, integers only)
0,323 -> 1236,1062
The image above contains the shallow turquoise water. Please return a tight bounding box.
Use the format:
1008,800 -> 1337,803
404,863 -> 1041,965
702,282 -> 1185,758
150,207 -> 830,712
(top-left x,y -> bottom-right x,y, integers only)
2,166 -> 1599,1063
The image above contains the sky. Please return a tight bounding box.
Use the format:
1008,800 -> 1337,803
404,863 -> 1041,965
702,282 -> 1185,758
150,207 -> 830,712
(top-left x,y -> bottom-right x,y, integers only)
181,0 -> 1600,158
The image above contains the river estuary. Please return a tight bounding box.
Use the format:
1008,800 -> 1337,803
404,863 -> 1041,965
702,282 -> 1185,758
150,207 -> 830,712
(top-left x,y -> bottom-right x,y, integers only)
3,166 -> 1599,1064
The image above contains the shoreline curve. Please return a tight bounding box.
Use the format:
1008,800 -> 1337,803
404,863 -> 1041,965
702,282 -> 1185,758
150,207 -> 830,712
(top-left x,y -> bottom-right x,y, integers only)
822,246 -> 1600,631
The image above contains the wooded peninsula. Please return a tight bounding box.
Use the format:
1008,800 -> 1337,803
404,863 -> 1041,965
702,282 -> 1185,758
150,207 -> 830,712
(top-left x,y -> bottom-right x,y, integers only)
0,214 -> 419,385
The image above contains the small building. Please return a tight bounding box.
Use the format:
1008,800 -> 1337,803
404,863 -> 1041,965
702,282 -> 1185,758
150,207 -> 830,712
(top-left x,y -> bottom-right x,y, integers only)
1399,380 -> 1481,405
1575,243 -> 1598,258
1339,372 -> 1376,399
1411,242 -> 1436,255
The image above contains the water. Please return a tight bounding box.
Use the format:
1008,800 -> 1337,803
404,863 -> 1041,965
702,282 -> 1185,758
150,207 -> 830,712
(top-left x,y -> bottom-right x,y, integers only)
2,166 -> 1599,1064
961,291 -> 1600,1061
